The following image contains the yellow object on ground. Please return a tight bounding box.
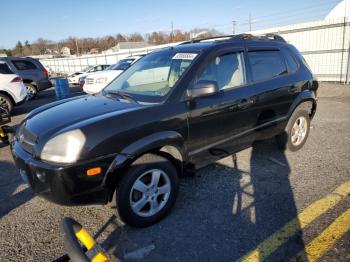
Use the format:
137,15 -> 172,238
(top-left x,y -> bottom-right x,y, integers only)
75,228 -> 109,262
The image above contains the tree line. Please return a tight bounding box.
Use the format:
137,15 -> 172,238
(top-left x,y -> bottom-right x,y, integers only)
0,28 -> 222,57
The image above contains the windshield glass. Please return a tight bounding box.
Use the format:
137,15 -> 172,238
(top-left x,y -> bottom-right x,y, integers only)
104,50 -> 197,99
108,59 -> 135,71
81,65 -> 94,72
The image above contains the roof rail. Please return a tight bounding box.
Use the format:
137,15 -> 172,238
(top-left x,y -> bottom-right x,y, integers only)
180,33 -> 286,45
179,35 -> 235,45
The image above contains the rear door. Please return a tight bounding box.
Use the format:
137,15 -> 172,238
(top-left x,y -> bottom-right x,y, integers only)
245,47 -> 301,139
187,48 -> 259,167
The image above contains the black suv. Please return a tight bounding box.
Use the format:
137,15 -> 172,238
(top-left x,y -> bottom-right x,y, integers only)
0,57 -> 52,99
11,34 -> 318,227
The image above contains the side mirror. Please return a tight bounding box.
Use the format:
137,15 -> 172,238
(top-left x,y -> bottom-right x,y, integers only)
187,80 -> 219,99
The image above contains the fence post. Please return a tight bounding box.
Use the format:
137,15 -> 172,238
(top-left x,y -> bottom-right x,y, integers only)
346,18 -> 350,84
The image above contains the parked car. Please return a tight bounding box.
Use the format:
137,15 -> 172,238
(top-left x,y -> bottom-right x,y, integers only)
83,56 -> 144,94
0,61 -> 27,112
11,34 -> 318,227
68,65 -> 110,85
0,57 -> 51,100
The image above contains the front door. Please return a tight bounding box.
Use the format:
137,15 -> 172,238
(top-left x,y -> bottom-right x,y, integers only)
187,50 -> 258,167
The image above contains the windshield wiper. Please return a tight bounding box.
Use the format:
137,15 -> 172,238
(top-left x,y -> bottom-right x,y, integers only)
104,90 -> 138,104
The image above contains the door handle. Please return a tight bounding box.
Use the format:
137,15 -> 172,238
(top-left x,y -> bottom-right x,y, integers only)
289,86 -> 300,94
237,97 -> 255,109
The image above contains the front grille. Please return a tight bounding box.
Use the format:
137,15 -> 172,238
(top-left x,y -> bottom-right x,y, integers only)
86,78 -> 94,85
18,124 -> 38,154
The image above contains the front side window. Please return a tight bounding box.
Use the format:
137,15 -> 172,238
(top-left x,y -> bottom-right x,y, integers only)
12,60 -> 37,70
196,53 -> 246,90
248,50 -> 287,82
104,50 -> 197,99
0,63 -> 13,74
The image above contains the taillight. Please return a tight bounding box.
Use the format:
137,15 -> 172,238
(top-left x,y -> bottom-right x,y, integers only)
11,76 -> 22,83
42,69 -> 48,75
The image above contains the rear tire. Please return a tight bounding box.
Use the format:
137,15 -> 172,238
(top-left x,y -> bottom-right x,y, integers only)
0,94 -> 13,113
25,83 -> 37,100
276,107 -> 310,152
116,153 -> 179,227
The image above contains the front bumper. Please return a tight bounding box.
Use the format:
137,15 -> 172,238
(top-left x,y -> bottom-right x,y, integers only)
11,140 -> 116,206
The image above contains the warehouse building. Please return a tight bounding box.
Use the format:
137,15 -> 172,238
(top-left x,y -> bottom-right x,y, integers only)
250,0 -> 350,83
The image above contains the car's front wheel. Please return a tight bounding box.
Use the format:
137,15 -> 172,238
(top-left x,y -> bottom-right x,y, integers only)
276,107 -> 311,151
116,153 -> 179,227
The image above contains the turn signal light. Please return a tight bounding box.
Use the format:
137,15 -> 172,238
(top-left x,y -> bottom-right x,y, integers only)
86,167 -> 102,176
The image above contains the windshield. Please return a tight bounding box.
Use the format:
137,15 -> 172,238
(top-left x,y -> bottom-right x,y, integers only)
81,65 -> 94,72
107,59 -> 135,71
104,50 -> 197,100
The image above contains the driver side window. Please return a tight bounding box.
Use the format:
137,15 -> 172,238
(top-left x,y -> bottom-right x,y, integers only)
197,52 -> 246,90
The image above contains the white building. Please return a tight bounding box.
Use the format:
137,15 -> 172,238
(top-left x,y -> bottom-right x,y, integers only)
103,42 -> 151,54
250,0 -> 350,83
60,46 -> 71,56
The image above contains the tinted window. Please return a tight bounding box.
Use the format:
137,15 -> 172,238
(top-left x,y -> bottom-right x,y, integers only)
12,60 -> 37,70
284,50 -> 298,73
248,51 -> 287,82
197,53 -> 246,90
0,63 -> 13,74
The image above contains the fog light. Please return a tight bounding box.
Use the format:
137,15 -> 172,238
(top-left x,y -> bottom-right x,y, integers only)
36,171 -> 46,182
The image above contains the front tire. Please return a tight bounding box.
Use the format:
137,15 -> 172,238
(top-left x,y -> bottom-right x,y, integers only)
116,154 -> 179,227
276,107 -> 311,152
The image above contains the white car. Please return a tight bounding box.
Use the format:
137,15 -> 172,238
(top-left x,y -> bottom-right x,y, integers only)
83,56 -> 143,94
68,64 -> 110,85
0,62 -> 27,112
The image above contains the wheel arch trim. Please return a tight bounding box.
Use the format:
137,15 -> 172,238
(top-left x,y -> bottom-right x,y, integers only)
288,89 -> 317,119
102,131 -> 187,193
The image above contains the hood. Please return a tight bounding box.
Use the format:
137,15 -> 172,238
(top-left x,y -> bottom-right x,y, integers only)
86,70 -> 123,80
25,94 -> 142,137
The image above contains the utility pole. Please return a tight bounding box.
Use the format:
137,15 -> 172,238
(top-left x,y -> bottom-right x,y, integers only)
171,21 -> 174,42
248,13 -> 252,32
232,20 -> 236,35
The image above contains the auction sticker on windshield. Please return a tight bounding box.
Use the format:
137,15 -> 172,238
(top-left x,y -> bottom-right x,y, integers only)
172,53 -> 197,60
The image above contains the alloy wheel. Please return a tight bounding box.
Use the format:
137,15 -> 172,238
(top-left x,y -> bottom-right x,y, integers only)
129,169 -> 171,217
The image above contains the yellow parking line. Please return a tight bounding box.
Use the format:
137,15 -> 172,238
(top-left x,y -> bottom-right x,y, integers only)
293,207 -> 350,262
238,181 -> 350,262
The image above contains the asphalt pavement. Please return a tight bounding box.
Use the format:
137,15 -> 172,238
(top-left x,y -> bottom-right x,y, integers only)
0,83 -> 349,262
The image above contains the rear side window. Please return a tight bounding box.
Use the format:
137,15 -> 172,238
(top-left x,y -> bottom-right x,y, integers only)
12,60 -> 37,70
0,63 -> 13,74
284,50 -> 299,73
248,50 -> 287,82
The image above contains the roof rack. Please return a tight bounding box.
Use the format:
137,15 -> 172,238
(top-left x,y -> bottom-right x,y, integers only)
180,33 -> 286,45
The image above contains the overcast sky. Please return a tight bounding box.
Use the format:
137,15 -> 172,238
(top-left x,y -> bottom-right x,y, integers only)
0,0 -> 341,49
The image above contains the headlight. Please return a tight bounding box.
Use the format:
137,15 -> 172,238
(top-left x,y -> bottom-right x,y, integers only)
40,129 -> 86,163
96,77 -> 108,84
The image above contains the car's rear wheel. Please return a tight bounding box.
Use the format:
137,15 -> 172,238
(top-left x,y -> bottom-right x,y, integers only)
0,94 -> 13,113
25,83 -> 37,100
116,153 -> 179,227
276,108 -> 310,151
